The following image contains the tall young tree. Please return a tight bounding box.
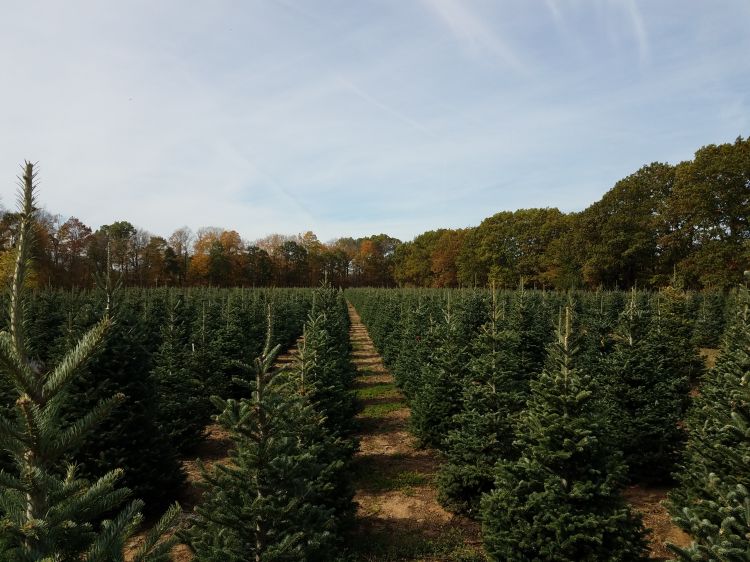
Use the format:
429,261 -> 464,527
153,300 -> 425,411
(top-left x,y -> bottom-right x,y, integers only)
481,306 -> 648,561
603,289 -> 697,482
409,301 -> 469,449
302,284 -> 358,437
0,163 -> 179,561
152,295 -> 204,454
67,289 -> 185,513
185,317 -> 343,561
437,289 -> 525,516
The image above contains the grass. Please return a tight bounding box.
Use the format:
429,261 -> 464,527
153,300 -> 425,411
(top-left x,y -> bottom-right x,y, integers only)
356,470 -> 431,493
360,402 -> 403,418
342,526 -> 487,561
357,383 -> 399,400
356,364 -> 386,376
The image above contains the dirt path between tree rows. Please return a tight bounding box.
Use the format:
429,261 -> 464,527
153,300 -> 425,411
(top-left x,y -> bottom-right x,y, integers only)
347,303 -> 484,561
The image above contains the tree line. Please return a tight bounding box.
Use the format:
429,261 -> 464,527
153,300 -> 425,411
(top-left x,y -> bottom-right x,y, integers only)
1,136 -> 747,290
395,136 -> 749,290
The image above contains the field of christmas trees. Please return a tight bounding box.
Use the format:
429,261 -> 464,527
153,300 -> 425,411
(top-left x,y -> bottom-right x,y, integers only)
1,164 -> 749,561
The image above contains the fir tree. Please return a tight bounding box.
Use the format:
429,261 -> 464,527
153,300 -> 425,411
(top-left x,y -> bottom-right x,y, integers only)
68,289 -> 185,513
392,299 -> 430,400
481,306 -> 648,562
577,291 -> 619,378
509,284 -> 555,380
667,289 -> 750,560
190,297 -> 231,406
437,289 -> 524,516
301,312 -> 358,438
604,289 -> 697,482
409,301 -> 469,449
185,316 -> 343,561
295,313 -> 356,539
690,291 -> 727,348
152,295 -> 204,454
0,162 -> 179,561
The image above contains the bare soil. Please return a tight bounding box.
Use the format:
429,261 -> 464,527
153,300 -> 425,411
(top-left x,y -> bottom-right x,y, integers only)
347,304 -> 483,561
625,485 -> 691,560
699,347 -> 720,369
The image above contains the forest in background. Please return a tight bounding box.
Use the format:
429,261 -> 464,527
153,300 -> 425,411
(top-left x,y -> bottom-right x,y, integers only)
1,136 -> 747,290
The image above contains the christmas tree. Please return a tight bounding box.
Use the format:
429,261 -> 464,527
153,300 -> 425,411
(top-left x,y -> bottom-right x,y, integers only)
603,289 -> 697,482
185,315 -> 344,561
152,294 -> 205,454
0,163 -> 179,561
481,305 -> 648,561
409,300 -> 469,449
667,289 -> 750,560
437,289 -> 525,516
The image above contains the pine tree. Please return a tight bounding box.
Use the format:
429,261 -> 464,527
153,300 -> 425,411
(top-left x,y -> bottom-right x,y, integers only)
0,162 -> 179,561
667,289 -> 750,560
481,306 -> 648,562
185,316 -> 343,561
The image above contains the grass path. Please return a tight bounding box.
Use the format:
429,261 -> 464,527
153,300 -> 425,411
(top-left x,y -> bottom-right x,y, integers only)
347,303 -> 484,561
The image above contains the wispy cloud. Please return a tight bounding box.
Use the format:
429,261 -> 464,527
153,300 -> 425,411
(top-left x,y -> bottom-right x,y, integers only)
0,0 -> 746,242
336,75 -> 430,134
545,0 -> 565,29
419,0 -> 525,70
623,0 -> 649,62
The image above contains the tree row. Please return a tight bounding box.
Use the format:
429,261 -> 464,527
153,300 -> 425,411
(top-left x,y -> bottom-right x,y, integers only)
347,286 -> 750,560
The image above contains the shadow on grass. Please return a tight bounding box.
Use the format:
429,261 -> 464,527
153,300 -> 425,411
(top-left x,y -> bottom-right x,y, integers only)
342,523 -> 486,561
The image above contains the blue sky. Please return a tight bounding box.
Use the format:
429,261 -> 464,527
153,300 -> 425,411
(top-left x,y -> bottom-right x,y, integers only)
1,1 -> 748,242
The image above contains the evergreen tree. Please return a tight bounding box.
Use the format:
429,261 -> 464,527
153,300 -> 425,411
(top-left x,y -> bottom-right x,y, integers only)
68,290 -> 185,513
392,299 -> 430,400
295,313 -> 356,539
481,306 -> 648,562
409,301 -> 469,449
190,297 -> 231,407
301,312 -> 358,438
690,291 -> 727,348
667,289 -> 750,560
577,291 -> 619,378
512,286 -> 554,379
152,295 -> 204,454
604,289 -> 697,482
0,163 -> 179,561
437,289 -> 524,516
185,317 -> 343,561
